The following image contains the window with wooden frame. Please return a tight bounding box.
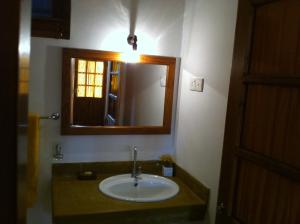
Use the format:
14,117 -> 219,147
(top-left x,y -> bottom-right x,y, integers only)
31,0 -> 71,39
76,59 -> 104,99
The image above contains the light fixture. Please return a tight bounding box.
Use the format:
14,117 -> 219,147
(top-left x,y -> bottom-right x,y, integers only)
121,34 -> 140,63
127,34 -> 137,51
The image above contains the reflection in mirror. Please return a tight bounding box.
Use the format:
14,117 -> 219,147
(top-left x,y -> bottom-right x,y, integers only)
72,60 -> 166,127
62,48 -> 176,135
123,64 -> 166,126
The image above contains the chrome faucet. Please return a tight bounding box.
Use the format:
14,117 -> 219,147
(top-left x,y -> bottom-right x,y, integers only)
131,146 -> 141,186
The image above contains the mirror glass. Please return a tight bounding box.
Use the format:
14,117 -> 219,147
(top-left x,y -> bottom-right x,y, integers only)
61,49 -> 176,135
71,59 -> 166,126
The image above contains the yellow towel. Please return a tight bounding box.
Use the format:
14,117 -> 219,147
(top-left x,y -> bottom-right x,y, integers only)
26,113 -> 40,208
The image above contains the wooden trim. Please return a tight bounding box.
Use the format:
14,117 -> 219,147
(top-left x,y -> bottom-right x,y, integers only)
62,125 -> 172,135
53,160 -> 162,176
31,0 -> 71,39
1,1 -> 30,223
243,75 -> 300,86
62,48 -> 176,65
61,49 -> 72,133
61,48 -> 177,135
1,2 -> 20,223
174,164 -> 209,204
237,149 -> 300,181
251,0 -> 280,7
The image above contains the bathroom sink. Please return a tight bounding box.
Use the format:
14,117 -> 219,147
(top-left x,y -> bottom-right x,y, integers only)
99,174 -> 179,202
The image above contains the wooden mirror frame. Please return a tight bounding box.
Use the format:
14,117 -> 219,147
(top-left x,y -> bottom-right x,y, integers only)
61,48 -> 176,135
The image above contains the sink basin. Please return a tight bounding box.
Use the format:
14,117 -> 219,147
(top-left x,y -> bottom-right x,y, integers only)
99,174 -> 179,202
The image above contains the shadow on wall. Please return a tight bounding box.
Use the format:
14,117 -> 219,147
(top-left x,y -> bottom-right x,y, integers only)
128,0 -> 139,35
44,46 -> 62,125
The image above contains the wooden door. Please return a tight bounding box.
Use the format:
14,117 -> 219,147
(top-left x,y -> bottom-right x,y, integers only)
73,60 -> 107,126
1,1 -> 31,224
217,0 -> 300,223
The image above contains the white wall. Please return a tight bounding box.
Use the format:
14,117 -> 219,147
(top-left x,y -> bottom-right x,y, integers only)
124,64 -> 166,126
28,0 -> 239,223
175,0 -> 238,223
28,0 -> 184,223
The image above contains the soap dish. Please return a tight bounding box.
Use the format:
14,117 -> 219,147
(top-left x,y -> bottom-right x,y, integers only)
77,171 -> 97,180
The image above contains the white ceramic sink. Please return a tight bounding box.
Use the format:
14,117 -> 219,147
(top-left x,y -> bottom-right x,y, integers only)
99,174 -> 179,202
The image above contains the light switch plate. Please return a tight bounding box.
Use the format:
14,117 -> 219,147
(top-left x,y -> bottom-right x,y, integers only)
190,76 -> 204,92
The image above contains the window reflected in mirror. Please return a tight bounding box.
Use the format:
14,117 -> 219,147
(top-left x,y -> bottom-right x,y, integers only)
76,60 -> 104,98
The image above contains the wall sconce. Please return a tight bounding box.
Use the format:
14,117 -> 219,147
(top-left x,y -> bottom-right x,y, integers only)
127,34 -> 137,51
121,34 -> 140,63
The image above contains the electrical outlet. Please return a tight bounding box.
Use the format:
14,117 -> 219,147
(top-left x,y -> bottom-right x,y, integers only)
190,76 -> 204,92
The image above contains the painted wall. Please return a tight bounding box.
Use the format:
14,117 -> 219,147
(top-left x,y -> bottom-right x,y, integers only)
124,64 -> 166,126
175,0 -> 238,223
27,0 -> 184,223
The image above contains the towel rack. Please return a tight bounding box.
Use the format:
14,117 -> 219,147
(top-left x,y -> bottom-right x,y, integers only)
40,112 -> 60,120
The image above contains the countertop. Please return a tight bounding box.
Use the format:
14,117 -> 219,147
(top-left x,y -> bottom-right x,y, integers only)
52,162 -> 208,224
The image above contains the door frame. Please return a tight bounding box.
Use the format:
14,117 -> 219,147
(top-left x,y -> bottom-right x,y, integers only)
0,1 -> 31,224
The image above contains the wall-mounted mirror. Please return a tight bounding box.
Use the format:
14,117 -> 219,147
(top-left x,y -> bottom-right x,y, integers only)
61,48 -> 176,135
